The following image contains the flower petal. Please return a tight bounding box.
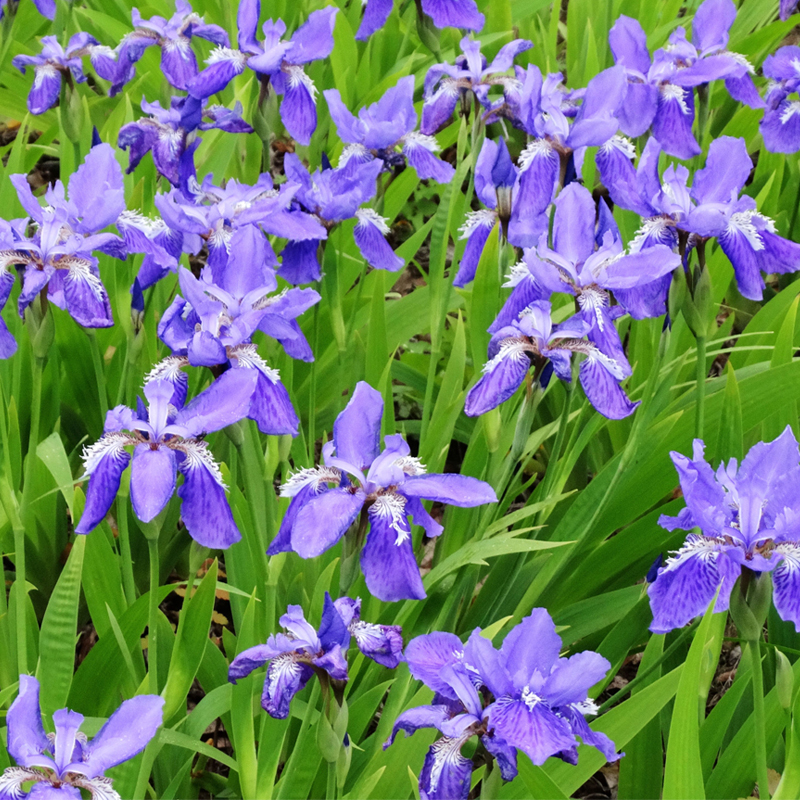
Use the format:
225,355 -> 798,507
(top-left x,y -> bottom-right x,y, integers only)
77,695 -> 164,779
75,435 -> 131,534
400,474 -> 496,507
178,443 -> 241,549
362,505 -> 426,601
333,381 -> 383,470
130,445 -> 177,523
291,489 -> 364,558
7,676 -> 50,769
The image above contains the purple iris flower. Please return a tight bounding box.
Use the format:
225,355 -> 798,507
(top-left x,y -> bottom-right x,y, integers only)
151,233 -> 318,434
598,135 -> 800,301
509,65 -> 626,221
649,427 -> 800,634
118,96 -> 252,185
4,144 -> 125,330
188,1 -> 337,145
269,382 -> 497,601
759,46 -> 800,153
421,36 -> 532,134
0,0 -> 55,20
117,209 -> 184,290
324,76 -> 455,184
0,674 -> 163,799
228,593 -> 403,718
74,372 -> 257,548
609,0 -> 762,160
118,0 -> 230,91
12,33 -> 97,115
454,136 -> 549,287
522,183 -> 679,353
153,169 -> 326,281
465,300 -> 639,420
355,0 -> 484,40
385,610 -> 620,800
280,154 -> 403,282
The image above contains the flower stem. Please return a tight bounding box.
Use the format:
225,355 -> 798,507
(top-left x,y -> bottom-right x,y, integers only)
695,335 -> 707,439
147,535 -> 160,695
749,637 -> 771,800
17,353 -> 44,673
116,484 -> 137,607
326,761 -> 337,800
87,331 -> 109,422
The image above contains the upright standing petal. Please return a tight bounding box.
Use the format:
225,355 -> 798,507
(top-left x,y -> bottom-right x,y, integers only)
130,445 -> 177,522
6,676 -> 50,768
75,696 -> 164,779
333,381 -> 384,470
356,0 -> 393,40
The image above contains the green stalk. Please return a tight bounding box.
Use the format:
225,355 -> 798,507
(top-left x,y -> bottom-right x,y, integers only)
326,762 -> 337,800
16,353 -> 45,674
749,638 -> 771,800
116,492 -> 137,607
87,331 -> 109,421
147,535 -> 160,695
0,480 -> 28,674
695,335 -> 707,439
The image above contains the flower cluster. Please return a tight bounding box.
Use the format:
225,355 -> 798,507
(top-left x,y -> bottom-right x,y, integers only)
385,610 -> 620,800
229,594 -> 403,718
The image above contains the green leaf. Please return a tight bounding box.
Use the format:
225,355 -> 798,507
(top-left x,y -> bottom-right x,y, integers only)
662,603 -> 724,799
162,560 -> 219,722
35,432 -> 74,515
36,536 -> 86,715
158,728 -> 238,773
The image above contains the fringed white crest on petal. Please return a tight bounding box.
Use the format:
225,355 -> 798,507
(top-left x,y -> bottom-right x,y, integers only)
482,338 -> 529,375
518,138 -> 557,172
725,209 -> 775,251
81,432 -> 134,474
599,134 -> 636,160
177,439 -> 227,490
0,766 -> 46,799
660,83 -> 690,115
63,257 -> 105,301
73,774 -> 122,800
402,130 -> 441,153
280,466 -> 342,497
144,356 -> 190,385
356,208 -> 391,235
229,343 -> 281,384
286,65 -> 318,103
458,208 -> 497,240
427,736 -> 471,795
370,493 -> 409,544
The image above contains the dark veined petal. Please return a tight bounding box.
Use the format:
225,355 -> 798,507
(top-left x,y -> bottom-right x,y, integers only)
578,350 -> 639,420
464,339 -> 530,417
74,434 -> 132,533
278,239 -> 322,284
516,139 -> 558,217
487,697 -> 575,766
482,732 -> 518,781
652,86 -> 700,160
228,639 -> 297,682
418,736 -> 474,800
318,592 -> 350,653
27,65 -> 62,115
773,544 -> 800,631
351,620 -> 404,668
261,655 -> 314,719
63,259 -> 114,328
291,488 -> 364,558
761,102 -> 800,155
420,81 -> 460,135
648,536 -> 731,634
177,441 -> 241,549
420,0 -> 484,31
362,499 -> 426,601
454,211 -> 496,287
356,0 -> 393,40
403,133 -> 456,183
353,209 -> 404,272
280,68 -> 318,146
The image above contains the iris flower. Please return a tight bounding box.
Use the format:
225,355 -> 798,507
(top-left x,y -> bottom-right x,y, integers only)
0,675 -> 163,800
386,610 -> 620,800
649,427 -> 800,634
75,372 -> 257,548
270,382 -> 497,601
228,593 -> 403,718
